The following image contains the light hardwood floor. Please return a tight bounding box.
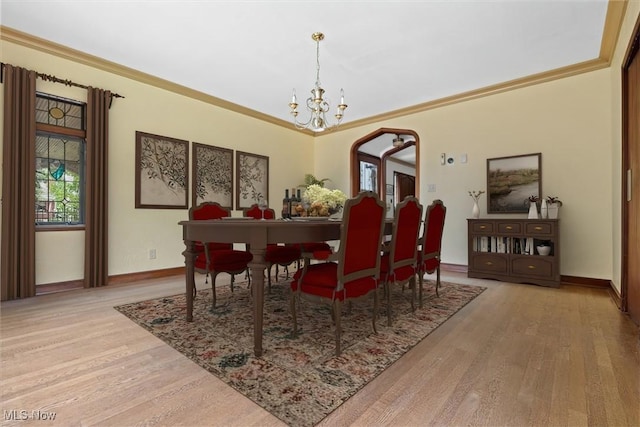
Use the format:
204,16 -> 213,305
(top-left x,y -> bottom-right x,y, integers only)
1,272 -> 639,426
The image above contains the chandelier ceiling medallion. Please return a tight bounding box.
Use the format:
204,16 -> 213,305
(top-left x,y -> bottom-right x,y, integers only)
289,32 -> 347,133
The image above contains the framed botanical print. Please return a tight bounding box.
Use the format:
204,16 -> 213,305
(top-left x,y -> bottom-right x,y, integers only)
236,151 -> 269,209
135,131 -> 189,209
192,143 -> 233,209
487,153 -> 541,213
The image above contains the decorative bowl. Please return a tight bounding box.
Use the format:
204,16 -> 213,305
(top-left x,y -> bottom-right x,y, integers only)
537,245 -> 551,256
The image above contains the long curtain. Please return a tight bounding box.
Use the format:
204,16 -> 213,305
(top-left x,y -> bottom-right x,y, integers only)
84,87 -> 111,288
1,65 -> 37,301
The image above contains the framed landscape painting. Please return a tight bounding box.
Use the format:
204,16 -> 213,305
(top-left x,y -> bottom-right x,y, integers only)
236,151 -> 269,209
487,153 -> 541,213
192,143 -> 233,209
135,131 -> 189,209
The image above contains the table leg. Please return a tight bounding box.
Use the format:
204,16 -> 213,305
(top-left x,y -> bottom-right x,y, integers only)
183,240 -> 195,322
249,248 -> 266,357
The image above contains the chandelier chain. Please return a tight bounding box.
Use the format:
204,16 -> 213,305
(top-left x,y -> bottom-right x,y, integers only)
289,32 -> 347,133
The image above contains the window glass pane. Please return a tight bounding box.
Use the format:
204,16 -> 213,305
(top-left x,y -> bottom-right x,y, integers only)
35,133 -> 85,224
35,93 -> 84,130
359,161 -> 378,192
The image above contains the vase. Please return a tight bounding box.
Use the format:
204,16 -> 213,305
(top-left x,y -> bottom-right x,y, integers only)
528,201 -> 538,219
540,199 -> 548,219
547,203 -> 559,219
472,200 -> 480,219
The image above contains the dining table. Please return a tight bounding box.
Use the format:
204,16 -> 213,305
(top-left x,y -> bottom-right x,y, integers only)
178,217 -> 343,357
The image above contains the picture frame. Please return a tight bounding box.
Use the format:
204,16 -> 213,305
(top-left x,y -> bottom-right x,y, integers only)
236,151 -> 269,209
135,131 -> 189,209
192,143 -> 233,209
487,153 -> 541,214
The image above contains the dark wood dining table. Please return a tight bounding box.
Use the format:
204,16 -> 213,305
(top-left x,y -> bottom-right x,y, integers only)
178,217 -> 343,357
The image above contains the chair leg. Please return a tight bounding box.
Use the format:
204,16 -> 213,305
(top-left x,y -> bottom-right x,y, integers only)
334,299 -> 342,356
436,265 -> 441,297
290,290 -> 298,337
267,264 -> 272,293
410,275 -> 416,312
230,274 -> 235,293
418,271 -> 424,309
385,281 -> 392,326
372,289 -> 379,335
211,272 -> 219,308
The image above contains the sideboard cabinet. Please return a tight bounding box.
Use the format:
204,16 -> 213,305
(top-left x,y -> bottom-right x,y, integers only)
467,219 -> 560,287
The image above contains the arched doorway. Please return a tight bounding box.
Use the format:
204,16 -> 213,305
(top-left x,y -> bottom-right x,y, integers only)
350,128 -> 420,211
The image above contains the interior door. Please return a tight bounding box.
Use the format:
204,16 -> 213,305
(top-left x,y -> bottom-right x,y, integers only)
395,172 -> 415,201
623,24 -> 639,326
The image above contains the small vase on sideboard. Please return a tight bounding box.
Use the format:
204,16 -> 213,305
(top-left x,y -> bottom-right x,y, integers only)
528,201 -> 539,219
472,201 -> 480,219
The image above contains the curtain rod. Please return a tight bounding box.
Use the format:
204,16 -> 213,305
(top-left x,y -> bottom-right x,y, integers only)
0,62 -> 125,99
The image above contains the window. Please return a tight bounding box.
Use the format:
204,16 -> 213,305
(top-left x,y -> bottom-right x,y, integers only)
358,152 -> 380,194
34,93 -> 86,226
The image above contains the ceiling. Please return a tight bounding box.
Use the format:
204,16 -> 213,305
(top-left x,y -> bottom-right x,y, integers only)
1,0 -> 615,162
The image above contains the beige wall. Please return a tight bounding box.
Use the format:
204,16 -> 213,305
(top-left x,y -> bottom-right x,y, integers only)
317,69 -> 614,281
0,39 -> 313,284
2,4 -> 639,288
610,0 -> 640,291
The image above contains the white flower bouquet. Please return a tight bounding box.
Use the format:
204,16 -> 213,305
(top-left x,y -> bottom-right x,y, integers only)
302,184 -> 347,216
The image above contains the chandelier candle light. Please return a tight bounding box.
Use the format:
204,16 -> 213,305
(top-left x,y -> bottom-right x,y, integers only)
289,32 -> 347,132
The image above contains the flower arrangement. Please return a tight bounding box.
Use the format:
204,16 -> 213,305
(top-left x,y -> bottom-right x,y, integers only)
546,196 -> 563,206
302,184 -> 347,216
528,195 -> 539,203
468,190 -> 485,202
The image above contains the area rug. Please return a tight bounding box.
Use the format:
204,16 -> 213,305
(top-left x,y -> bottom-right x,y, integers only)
115,278 -> 485,426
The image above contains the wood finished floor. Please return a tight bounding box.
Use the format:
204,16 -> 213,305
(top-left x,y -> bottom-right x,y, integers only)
1,272 -> 639,427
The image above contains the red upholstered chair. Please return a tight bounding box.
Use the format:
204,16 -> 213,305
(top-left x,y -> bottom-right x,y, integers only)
243,204 -> 301,290
417,199 -> 447,305
290,191 -> 386,356
379,196 -> 423,325
190,202 -> 253,308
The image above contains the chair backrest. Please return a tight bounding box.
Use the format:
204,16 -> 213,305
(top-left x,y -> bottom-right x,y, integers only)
388,196 -> 423,271
243,204 -> 276,220
337,191 -> 386,287
420,199 -> 447,262
189,202 -> 231,220
189,202 -> 232,251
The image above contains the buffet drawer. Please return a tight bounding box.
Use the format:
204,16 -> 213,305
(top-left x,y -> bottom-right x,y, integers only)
470,222 -> 494,234
511,256 -> 554,278
470,253 -> 508,274
525,222 -> 554,236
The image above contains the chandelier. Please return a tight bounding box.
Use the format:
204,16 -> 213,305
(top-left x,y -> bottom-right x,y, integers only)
289,32 -> 347,132
392,134 -> 405,148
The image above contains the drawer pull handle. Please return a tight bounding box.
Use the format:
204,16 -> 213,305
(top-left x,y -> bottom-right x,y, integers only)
534,226 -> 542,230
486,261 -> 493,266
528,265 -> 536,269
479,225 -> 486,229
506,226 -> 512,230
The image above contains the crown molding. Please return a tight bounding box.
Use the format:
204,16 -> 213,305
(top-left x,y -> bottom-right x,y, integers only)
1,0 -> 627,138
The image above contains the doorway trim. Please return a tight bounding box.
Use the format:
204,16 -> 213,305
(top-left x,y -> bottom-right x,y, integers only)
350,127 -> 420,199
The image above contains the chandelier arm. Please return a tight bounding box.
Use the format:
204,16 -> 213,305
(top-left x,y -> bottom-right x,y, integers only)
289,32 -> 346,132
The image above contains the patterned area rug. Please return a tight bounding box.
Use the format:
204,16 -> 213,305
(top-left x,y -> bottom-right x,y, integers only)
115,278 -> 485,426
